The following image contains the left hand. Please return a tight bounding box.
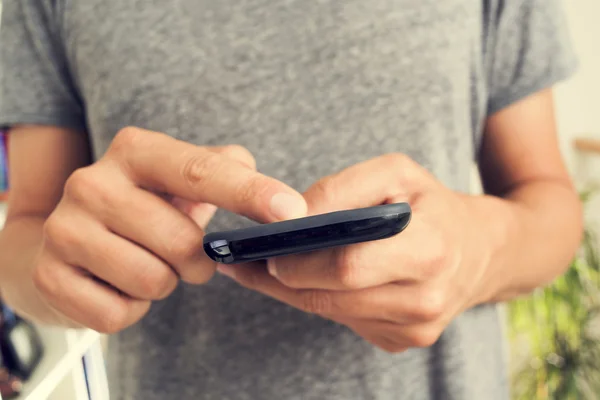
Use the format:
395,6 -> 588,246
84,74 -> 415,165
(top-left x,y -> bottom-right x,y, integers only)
218,154 -> 494,353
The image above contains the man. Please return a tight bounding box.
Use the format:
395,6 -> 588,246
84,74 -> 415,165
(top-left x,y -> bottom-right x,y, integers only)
0,0 -> 582,399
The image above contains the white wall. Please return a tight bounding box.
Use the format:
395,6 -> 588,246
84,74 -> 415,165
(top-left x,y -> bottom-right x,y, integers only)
554,0 -> 600,228
555,0 -> 600,184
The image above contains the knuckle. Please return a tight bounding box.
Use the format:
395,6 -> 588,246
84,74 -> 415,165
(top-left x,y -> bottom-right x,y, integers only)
64,166 -> 116,211
63,168 -> 99,204
406,327 -> 441,348
96,301 -> 130,334
379,340 -> 407,354
236,175 -> 269,205
334,248 -> 365,289
310,176 -> 338,205
137,265 -> 176,300
271,265 -> 300,288
33,262 -> 58,299
383,153 -> 421,187
180,152 -> 221,191
382,305 -> 409,324
430,230 -> 450,264
418,230 -> 449,280
384,153 -> 412,169
368,332 -> 407,354
166,227 -> 204,265
180,265 -> 215,285
300,289 -> 332,314
110,126 -> 143,155
414,289 -> 447,321
220,145 -> 256,170
43,214 -> 80,251
42,215 -> 61,242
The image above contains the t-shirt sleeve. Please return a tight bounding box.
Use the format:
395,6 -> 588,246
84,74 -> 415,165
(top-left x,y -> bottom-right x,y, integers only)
485,0 -> 578,116
0,0 -> 86,132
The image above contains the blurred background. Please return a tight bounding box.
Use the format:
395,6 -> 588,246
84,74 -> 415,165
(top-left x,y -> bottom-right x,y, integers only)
502,1 -> 600,398
0,0 -> 599,399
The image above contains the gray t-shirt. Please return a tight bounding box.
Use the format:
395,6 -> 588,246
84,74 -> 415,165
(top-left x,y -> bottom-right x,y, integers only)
0,1 -> 576,399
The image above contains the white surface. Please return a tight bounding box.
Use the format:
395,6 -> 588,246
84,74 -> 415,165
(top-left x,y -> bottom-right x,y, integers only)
555,0 -> 600,175
82,341 -> 110,400
0,202 -> 6,228
13,326 -> 72,400
46,330 -> 93,400
554,0 -> 600,231
14,328 -> 100,400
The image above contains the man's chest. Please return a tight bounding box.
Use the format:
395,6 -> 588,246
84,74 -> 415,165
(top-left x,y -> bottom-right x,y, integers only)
61,0 -> 481,186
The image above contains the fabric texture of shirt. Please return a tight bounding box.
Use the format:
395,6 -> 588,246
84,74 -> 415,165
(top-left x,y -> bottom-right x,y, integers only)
0,1 -> 577,399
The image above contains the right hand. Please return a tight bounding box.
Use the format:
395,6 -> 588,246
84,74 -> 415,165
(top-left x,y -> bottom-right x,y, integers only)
33,127 -> 307,333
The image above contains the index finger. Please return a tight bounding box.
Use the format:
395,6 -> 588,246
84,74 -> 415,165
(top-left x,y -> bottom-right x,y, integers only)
105,127 -> 307,223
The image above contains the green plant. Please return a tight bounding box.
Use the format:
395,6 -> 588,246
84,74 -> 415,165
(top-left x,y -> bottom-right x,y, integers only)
508,192 -> 600,400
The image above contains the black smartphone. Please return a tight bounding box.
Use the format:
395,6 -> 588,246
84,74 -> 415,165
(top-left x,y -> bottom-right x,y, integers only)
203,202 -> 411,264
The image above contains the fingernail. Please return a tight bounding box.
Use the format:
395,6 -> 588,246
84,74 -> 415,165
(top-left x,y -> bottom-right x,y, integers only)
269,193 -> 307,221
267,259 -> 277,277
217,264 -> 236,279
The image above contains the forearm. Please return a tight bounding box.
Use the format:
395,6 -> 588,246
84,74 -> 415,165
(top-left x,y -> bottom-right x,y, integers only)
469,179 -> 583,305
0,216 -> 78,327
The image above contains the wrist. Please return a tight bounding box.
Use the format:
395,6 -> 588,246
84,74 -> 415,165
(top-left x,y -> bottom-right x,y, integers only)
2,276 -> 78,328
460,194 -> 526,306
0,220 -> 73,326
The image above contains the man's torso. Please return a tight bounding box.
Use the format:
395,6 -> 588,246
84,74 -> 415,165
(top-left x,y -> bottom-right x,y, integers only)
58,0 -> 507,398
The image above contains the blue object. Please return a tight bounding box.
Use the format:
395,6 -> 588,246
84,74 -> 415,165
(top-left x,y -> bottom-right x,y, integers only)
1,304 -> 17,327
0,131 -> 7,193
